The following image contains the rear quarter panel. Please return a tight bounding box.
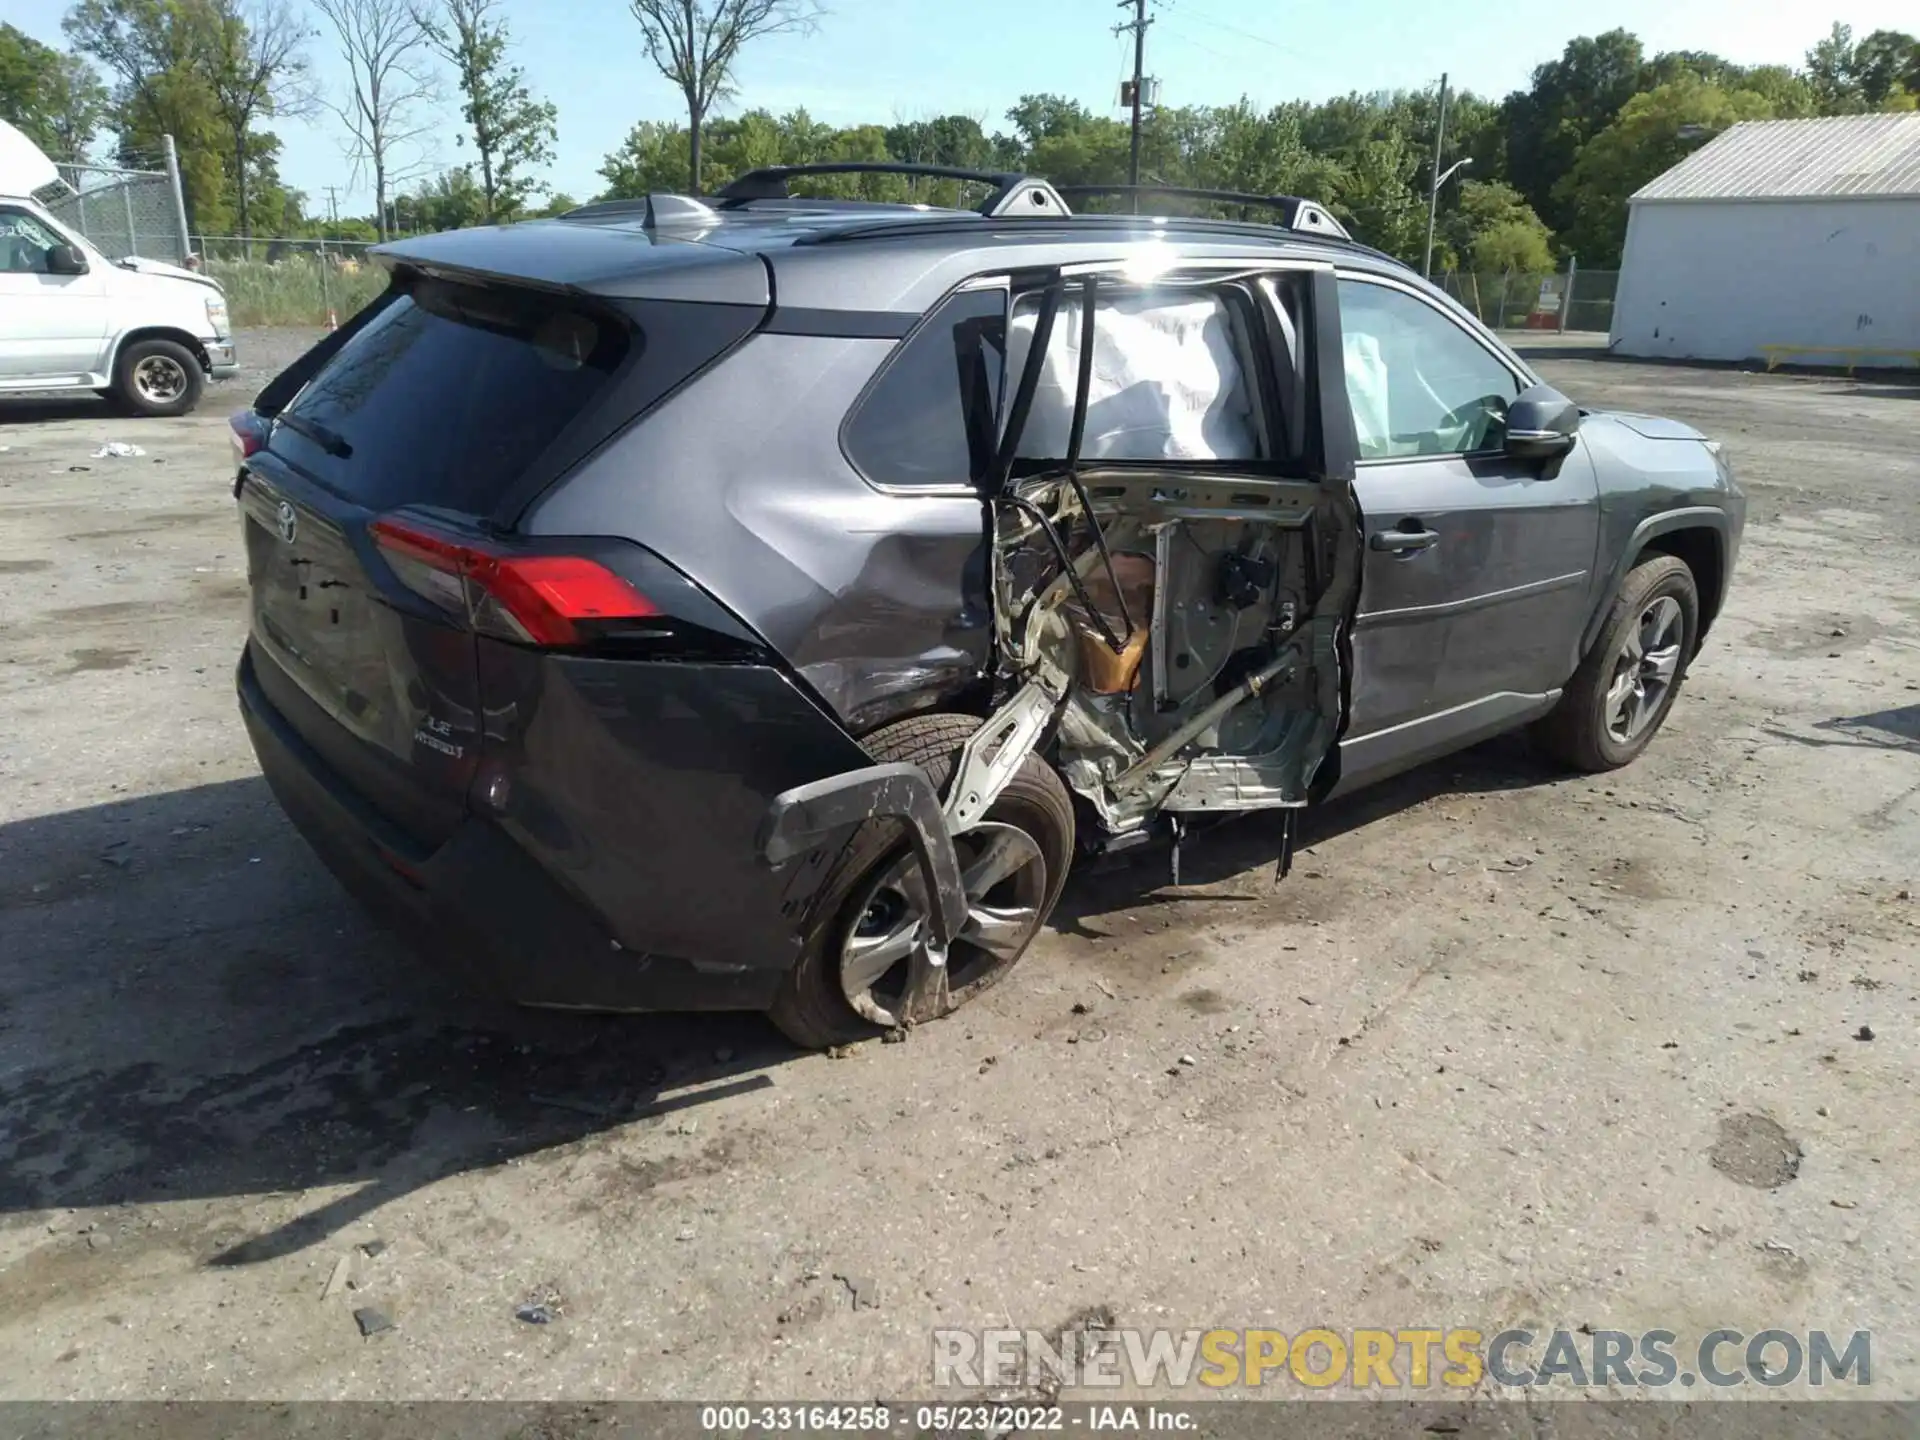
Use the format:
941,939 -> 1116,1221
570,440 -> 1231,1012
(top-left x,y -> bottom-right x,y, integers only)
524,332 -> 993,734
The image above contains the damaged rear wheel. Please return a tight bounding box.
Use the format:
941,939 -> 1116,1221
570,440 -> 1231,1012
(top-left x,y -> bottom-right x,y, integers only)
769,713 -> 1074,1049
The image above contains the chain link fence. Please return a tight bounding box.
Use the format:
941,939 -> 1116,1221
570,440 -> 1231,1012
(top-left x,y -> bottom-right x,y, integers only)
196,236 -> 384,327
1438,268 -> 1621,335
42,156 -> 190,265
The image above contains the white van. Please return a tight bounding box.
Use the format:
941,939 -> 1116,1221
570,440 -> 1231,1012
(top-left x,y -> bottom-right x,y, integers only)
1,125 -> 236,417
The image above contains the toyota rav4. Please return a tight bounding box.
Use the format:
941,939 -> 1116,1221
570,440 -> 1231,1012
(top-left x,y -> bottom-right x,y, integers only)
232,166 -> 1744,1047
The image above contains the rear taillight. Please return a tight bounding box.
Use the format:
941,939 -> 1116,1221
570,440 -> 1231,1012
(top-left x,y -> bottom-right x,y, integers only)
369,516 -> 660,647
230,410 -> 266,462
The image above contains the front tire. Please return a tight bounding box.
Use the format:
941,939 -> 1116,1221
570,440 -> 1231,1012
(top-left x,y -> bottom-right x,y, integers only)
113,338 -> 204,418
1534,554 -> 1698,772
769,713 -> 1075,1049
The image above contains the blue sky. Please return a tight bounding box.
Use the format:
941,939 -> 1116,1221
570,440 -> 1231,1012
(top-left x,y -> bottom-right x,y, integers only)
10,0 -> 1915,218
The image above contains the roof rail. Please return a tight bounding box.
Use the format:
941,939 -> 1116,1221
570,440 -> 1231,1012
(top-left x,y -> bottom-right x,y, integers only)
1052,185 -> 1350,239
716,163 -> 1071,218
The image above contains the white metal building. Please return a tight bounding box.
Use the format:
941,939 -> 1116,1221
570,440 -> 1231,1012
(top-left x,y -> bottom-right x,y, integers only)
1610,113 -> 1920,368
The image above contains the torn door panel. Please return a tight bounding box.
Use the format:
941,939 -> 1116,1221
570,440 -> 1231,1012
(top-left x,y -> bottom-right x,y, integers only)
983,270 -> 1360,842
992,466 -> 1357,836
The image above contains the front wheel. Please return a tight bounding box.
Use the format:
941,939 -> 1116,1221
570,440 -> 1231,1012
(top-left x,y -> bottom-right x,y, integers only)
769,713 -> 1075,1049
113,338 -> 204,418
1534,554 -> 1698,772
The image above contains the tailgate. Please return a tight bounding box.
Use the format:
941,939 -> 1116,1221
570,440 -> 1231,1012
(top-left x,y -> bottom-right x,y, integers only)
241,458 -> 482,846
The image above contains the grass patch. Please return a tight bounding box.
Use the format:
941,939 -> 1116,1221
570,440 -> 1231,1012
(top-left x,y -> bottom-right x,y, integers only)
205,257 -> 386,327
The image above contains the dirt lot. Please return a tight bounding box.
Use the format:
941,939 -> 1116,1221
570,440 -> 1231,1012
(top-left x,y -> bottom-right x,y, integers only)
1,329 -> 1916,1403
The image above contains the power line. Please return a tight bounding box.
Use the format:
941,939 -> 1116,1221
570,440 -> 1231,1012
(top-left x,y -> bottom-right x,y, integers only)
1161,0 -> 1287,53
1154,19 -> 1238,66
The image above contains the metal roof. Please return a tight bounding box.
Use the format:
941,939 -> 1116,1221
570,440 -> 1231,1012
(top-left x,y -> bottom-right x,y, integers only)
1632,113 -> 1920,203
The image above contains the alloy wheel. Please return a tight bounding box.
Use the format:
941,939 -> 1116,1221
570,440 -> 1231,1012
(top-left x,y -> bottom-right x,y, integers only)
839,821 -> 1048,1026
1603,594 -> 1684,744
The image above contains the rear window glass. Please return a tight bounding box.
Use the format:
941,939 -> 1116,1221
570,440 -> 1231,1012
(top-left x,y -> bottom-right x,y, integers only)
842,288 -> 1005,490
273,276 -> 632,512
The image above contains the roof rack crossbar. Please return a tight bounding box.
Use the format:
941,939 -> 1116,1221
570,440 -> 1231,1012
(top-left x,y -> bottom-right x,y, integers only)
1052,185 -> 1349,239
716,163 -> 1071,218
797,213 -> 1368,253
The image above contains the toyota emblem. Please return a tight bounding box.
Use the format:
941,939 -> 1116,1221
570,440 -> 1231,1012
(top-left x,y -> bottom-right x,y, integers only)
275,501 -> 298,544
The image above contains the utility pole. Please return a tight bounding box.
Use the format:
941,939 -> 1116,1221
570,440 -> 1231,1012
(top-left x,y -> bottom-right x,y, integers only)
325,186 -> 341,233
1422,72 -> 1450,279
1117,0 -> 1152,204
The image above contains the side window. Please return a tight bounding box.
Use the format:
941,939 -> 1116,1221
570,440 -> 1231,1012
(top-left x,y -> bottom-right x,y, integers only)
0,210 -> 65,274
1008,285 -> 1264,463
843,288 -> 1005,490
1337,278 -> 1521,460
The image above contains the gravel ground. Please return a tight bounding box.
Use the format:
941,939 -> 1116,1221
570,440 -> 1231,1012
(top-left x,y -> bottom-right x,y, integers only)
0,327 -> 1916,1403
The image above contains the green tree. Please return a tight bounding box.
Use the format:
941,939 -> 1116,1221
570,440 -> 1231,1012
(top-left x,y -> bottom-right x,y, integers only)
598,118 -> 691,197
236,127 -> 303,232
1004,93 -> 1097,151
1805,23 -> 1863,113
1441,179 -> 1554,272
1026,118 -> 1130,190
420,0 -> 556,220
1501,29 -> 1647,235
1329,130 -> 1426,262
885,114 -> 997,171
204,0 -> 312,243
625,0 -> 824,192
1555,76 -> 1777,264
1853,29 -> 1920,107
404,164 -> 484,229
1731,65 -> 1816,119
1197,100 -> 1341,201
63,0 -> 233,232
0,23 -> 110,158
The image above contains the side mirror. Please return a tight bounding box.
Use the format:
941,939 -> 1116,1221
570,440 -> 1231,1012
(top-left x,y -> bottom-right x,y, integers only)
1505,382 -> 1580,460
47,243 -> 90,275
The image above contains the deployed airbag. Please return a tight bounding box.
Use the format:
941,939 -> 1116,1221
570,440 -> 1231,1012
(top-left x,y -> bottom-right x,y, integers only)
1008,291 -> 1258,462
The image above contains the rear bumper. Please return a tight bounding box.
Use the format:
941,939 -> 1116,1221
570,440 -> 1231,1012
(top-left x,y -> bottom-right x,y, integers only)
237,649 -> 785,1011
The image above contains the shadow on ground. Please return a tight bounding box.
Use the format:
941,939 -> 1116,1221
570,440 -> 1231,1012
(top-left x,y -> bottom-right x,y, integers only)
0,776 -> 779,1264
0,396 -> 119,425
1762,704 -> 1920,756
1051,729 -> 1567,928
0,731 -> 1568,1261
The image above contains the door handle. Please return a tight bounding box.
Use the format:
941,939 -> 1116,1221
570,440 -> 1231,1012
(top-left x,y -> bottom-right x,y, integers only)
1370,526 -> 1440,553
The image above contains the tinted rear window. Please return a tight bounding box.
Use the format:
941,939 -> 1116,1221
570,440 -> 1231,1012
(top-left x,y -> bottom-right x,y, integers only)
273,276 -> 632,512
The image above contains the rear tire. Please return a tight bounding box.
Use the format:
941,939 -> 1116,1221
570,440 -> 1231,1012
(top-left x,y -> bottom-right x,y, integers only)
1533,554 -> 1698,772
113,338 -> 204,418
768,713 -> 1075,1049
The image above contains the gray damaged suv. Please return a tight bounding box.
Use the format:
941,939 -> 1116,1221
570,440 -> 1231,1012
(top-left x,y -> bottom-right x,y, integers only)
231,165 -> 1744,1047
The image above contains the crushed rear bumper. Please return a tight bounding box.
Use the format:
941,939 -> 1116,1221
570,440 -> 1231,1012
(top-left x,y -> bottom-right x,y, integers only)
238,650 -> 785,1011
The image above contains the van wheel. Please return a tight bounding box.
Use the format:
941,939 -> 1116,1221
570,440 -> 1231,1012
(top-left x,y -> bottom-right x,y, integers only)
1534,554 -> 1698,772
769,713 -> 1075,1050
114,338 -> 204,417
